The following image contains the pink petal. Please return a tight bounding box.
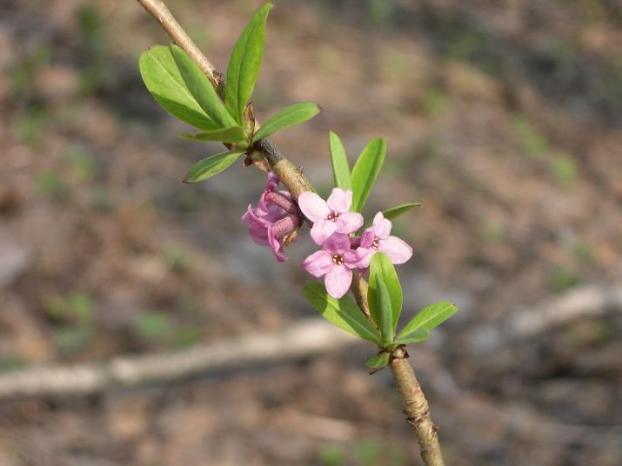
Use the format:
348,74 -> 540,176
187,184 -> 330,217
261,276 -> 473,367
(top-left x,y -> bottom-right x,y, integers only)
267,228 -> 287,262
247,223 -> 269,245
343,249 -> 362,268
326,188 -> 352,213
350,247 -> 373,268
335,212 -> 363,234
372,212 -> 392,239
303,250 -> 333,277
266,173 -> 280,191
379,236 -> 413,264
324,266 -> 353,299
310,219 -> 337,245
298,192 -> 330,222
323,232 -> 351,254
359,229 -> 375,248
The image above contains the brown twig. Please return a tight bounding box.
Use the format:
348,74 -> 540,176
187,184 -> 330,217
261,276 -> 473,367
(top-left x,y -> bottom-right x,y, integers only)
391,348 -> 445,466
0,319 -> 354,400
134,1 -> 445,464
137,0 -> 220,87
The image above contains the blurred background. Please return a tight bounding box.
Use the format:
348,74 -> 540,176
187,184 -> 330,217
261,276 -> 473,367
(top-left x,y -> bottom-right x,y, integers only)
1,0 -> 621,464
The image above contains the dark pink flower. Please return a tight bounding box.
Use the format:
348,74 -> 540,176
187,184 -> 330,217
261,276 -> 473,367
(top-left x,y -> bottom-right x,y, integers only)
242,173 -> 302,261
298,188 -> 364,245
303,233 -> 363,299
356,212 -> 412,267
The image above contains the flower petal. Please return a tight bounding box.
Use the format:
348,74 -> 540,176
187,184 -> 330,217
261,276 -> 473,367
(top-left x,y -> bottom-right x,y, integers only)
266,172 -> 280,191
323,232 -> 351,254
298,192 -> 330,222
351,247 -> 373,269
335,212 -> 364,234
267,228 -> 287,262
324,266 -> 353,299
372,212 -> 392,239
310,219 -> 336,245
303,250 -> 333,277
359,229 -> 375,248
326,188 -> 352,213
379,236 -> 413,264
342,249 -> 362,268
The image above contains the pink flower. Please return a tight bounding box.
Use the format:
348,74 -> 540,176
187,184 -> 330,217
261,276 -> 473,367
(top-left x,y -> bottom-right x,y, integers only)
242,173 -> 302,262
303,233 -> 364,299
298,188 -> 364,245
356,212 -> 412,267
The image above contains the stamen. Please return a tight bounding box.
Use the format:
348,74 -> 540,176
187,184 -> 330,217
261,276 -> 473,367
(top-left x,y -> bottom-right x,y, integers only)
372,237 -> 380,249
327,212 -> 339,221
331,254 -> 344,265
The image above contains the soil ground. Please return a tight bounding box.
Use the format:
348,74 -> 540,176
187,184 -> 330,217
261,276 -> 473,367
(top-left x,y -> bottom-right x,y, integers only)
0,0 -> 621,465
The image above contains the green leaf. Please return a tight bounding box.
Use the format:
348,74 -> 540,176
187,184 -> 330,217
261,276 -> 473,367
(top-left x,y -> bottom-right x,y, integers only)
383,202 -> 421,220
350,138 -> 387,212
182,126 -> 248,144
139,46 -> 218,129
368,253 -> 402,332
397,301 -> 458,340
303,282 -> 380,344
394,328 -> 429,346
170,45 -> 237,129
184,150 -> 245,183
225,3 -> 273,124
329,131 -> 352,190
252,102 -> 320,142
374,276 -> 395,347
366,352 -> 390,373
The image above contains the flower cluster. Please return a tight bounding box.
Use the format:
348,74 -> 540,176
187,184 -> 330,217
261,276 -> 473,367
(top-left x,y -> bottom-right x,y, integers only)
242,173 -> 303,261
299,188 -> 412,299
243,179 -> 412,299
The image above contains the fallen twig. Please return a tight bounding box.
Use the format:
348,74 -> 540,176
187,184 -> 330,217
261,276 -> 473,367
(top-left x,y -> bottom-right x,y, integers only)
467,284 -> 622,354
0,319 -> 354,400
1,284 -> 619,400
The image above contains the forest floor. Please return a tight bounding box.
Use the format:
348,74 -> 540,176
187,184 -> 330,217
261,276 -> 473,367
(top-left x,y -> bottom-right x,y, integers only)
0,0 -> 621,465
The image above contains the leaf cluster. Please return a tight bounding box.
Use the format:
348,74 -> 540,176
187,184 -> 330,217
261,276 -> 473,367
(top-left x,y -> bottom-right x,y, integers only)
304,253 -> 458,372
139,3 -> 319,183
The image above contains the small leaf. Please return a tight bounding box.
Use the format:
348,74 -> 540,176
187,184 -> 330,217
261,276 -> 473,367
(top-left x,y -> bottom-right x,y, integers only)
303,282 -> 380,344
394,328 -> 429,345
368,253 -> 402,332
225,3 -> 273,124
366,352 -> 390,374
184,150 -> 245,183
139,46 -> 217,129
397,301 -> 458,340
170,45 -> 237,129
329,131 -> 352,190
383,202 -> 420,220
252,102 -> 320,142
182,126 -> 248,144
351,138 -> 387,212
375,277 -> 395,347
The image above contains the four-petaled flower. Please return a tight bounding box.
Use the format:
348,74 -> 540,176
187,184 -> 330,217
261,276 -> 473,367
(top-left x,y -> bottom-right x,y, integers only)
356,212 -> 412,267
243,180 -> 413,298
303,233 -> 363,299
298,188 -> 364,245
242,173 -> 302,262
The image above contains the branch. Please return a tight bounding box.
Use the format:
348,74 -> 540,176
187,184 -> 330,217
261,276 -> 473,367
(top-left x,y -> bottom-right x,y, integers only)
134,2 -> 443,464
390,348 -> 445,466
467,284 -> 622,355
137,0 -> 220,87
0,319 -> 354,400
136,0 -> 313,197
